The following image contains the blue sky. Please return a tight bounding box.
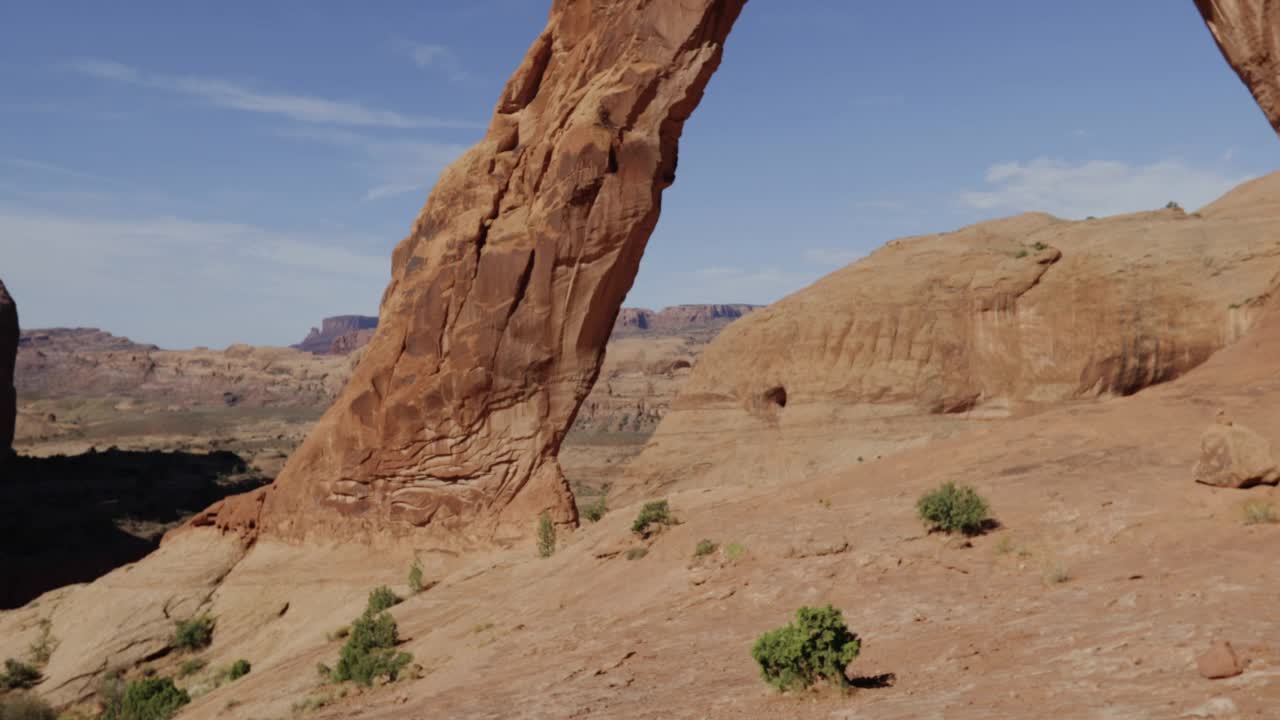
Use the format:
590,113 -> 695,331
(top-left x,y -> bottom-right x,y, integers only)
2,1 -> 1277,348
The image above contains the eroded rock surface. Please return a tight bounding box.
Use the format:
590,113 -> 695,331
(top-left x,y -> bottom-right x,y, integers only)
201,0 -> 746,544
1196,0 -> 1280,133
1193,412 -> 1279,488
622,177 -> 1280,498
1,279 -> 17,463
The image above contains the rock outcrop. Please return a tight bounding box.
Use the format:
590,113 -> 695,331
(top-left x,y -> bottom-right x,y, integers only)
293,315 -> 378,355
197,0 -> 746,544
1,279 -> 17,463
1193,411 -> 1279,488
328,328 -> 376,355
1196,640 -> 1245,679
1195,0 -> 1280,133
621,176 -> 1280,497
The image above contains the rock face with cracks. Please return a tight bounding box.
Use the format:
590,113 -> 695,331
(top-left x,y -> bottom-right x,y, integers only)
193,0 -> 747,545
1196,0 -> 1280,133
0,279 -> 17,464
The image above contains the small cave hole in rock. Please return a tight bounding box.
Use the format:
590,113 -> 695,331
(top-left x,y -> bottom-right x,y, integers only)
763,386 -> 787,408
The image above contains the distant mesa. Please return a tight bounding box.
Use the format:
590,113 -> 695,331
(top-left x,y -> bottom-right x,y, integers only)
298,305 -> 759,357
292,315 -> 378,355
614,304 -> 762,335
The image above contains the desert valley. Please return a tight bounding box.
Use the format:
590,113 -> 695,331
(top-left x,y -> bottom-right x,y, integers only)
3,1 -> 1280,719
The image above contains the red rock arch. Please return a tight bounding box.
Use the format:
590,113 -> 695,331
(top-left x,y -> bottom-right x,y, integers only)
191,0 -> 1279,547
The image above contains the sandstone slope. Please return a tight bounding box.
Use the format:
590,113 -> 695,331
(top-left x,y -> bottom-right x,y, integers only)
620,178 -> 1280,499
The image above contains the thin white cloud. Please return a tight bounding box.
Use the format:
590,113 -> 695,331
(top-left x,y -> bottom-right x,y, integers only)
397,40 -> 469,83
0,206 -> 388,348
65,58 -> 478,129
0,155 -> 133,187
802,248 -> 863,267
958,157 -> 1251,218
364,183 -> 423,202
280,127 -> 466,202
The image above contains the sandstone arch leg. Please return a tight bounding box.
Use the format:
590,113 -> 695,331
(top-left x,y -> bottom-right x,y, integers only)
1195,0 -> 1280,133
192,0 -> 747,546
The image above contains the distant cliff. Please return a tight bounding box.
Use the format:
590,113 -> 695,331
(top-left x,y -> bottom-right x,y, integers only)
293,315 -> 378,355
612,304 -> 761,337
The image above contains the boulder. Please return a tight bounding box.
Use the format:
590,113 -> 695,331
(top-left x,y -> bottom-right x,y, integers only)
0,279 -> 16,463
1194,412 -> 1280,488
1196,639 -> 1244,679
191,0 -> 747,545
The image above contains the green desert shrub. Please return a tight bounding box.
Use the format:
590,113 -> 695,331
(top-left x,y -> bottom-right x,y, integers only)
537,512 -> 556,558
631,500 -> 674,537
624,547 -> 648,561
751,605 -> 861,692
225,659 -> 251,681
0,659 -> 40,690
330,589 -> 413,687
693,539 -> 717,557
581,497 -> 608,523
916,482 -> 991,535
0,693 -> 56,720
367,586 -> 402,614
172,615 -> 214,652
105,676 -> 190,720
176,658 -> 206,678
408,557 -> 425,594
332,610 -> 412,687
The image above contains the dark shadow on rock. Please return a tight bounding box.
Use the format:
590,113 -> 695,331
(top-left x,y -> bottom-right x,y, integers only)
0,448 -> 269,609
849,672 -> 896,689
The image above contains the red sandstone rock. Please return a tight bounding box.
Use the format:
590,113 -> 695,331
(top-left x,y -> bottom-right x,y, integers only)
1193,414 -> 1280,488
1196,0 -> 1280,133
1196,640 -> 1244,679
196,0 -> 747,544
0,279 -> 17,463
328,328 -> 376,355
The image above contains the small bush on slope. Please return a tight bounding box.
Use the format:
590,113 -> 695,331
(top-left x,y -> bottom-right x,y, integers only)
751,605 -> 861,692
225,659 -> 251,681
0,659 -> 40,690
330,590 -> 413,687
408,557 -> 425,593
102,677 -> 189,720
632,500 -> 674,537
916,482 -> 991,535
367,586 -> 401,614
581,497 -> 608,523
172,615 -> 214,652
537,512 -> 556,558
